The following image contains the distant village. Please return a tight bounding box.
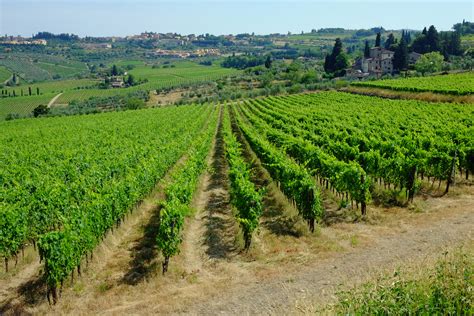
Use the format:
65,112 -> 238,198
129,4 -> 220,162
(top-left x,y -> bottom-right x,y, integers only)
0,36 -> 47,45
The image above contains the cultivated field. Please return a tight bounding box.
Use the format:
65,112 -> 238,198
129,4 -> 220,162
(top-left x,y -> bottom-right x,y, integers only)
55,61 -> 238,104
0,61 -> 238,119
0,66 -> 11,83
352,72 -> 474,95
1,91 -> 472,314
0,94 -> 55,119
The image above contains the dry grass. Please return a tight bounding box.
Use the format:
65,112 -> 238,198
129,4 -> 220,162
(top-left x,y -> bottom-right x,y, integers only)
341,86 -> 474,103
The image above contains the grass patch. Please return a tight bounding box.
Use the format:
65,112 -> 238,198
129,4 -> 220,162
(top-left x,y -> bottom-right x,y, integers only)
333,248 -> 473,314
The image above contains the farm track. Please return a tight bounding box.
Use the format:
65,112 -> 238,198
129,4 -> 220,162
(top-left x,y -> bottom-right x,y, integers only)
47,93 -> 63,107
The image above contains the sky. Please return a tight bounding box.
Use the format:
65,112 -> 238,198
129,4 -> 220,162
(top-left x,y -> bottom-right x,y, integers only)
1,0 -> 472,37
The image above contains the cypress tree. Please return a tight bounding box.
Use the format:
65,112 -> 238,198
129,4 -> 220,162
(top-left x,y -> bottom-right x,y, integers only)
264,55 -> 272,68
426,25 -> 439,52
393,38 -> 408,72
111,64 -> 118,76
324,38 -> 344,75
324,54 -> 333,73
364,40 -> 370,58
450,31 -> 462,56
375,32 -> 381,47
384,33 -> 396,49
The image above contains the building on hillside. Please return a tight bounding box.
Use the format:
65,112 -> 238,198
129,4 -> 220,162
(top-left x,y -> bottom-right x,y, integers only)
111,77 -> 124,88
349,46 -> 394,77
408,52 -> 422,64
81,43 -> 112,49
363,47 -> 395,75
350,47 -> 424,78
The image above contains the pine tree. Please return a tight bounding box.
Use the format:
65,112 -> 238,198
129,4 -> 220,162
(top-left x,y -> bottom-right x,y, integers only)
375,32 -> 381,47
364,40 -> 370,58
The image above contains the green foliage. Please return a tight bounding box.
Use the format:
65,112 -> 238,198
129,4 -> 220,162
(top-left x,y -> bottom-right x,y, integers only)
351,72 -> 474,95
0,93 -> 53,120
334,249 -> 473,314
1,104 -> 212,290
222,106 -> 263,248
57,61 -> 237,104
324,38 -> 348,77
156,201 -> 186,259
234,104 -> 323,230
453,20 -> 474,35
125,97 -> 145,110
375,32 -> 381,47
236,92 -> 471,216
0,206 -> 28,261
33,104 -> 49,117
264,56 -> 273,69
239,99 -> 369,214
221,55 -> 266,69
393,39 -> 408,71
415,52 -> 445,75
364,40 -> 370,58
0,66 -> 12,83
0,54 -> 88,82
157,106 -> 217,271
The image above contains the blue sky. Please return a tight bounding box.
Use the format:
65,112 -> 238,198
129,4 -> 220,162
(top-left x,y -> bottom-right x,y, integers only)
1,0 -> 472,37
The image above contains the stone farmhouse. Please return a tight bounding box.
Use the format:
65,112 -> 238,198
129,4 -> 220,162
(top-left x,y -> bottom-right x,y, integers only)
362,47 -> 395,74
349,47 -> 422,78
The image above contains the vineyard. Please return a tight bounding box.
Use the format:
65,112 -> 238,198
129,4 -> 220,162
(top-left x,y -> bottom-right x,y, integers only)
1,91 -> 472,312
0,94 -> 55,119
232,92 -> 472,217
55,62 -> 238,104
351,72 -> 474,95
0,54 -> 89,82
0,103 -> 215,302
1,79 -> 98,97
0,61 -> 238,120
0,66 -> 11,83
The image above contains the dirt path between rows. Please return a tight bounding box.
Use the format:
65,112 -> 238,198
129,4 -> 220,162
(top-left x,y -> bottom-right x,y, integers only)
177,195 -> 473,314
